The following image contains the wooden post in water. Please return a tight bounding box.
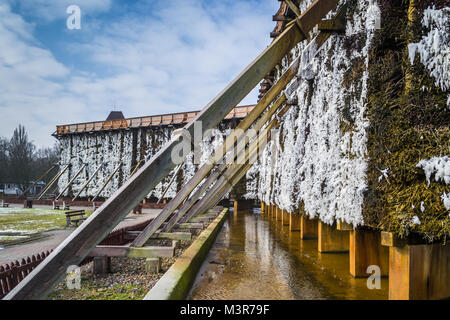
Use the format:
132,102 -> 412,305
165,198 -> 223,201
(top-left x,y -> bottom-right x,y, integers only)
382,232 -> 450,300
318,221 -> 349,253
276,207 -> 282,221
289,213 -> 300,231
348,228 -> 389,277
282,209 -> 290,226
300,216 -> 318,240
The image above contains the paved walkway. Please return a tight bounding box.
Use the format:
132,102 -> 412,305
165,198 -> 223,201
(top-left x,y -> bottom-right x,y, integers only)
0,206 -> 161,265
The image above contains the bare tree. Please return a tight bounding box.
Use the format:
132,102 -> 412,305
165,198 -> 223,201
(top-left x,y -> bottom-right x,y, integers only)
0,137 -> 9,182
8,125 -> 35,190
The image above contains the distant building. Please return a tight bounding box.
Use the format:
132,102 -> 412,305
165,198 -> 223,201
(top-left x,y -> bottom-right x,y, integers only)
0,181 -> 46,196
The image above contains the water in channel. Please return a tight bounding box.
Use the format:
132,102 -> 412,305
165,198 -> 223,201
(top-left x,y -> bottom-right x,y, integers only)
188,208 -> 388,300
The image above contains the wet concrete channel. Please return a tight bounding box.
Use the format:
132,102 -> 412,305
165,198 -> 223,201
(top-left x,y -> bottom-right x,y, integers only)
188,208 -> 388,300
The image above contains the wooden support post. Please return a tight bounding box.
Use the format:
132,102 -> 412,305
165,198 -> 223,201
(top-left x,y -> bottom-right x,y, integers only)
318,221 -> 349,253
382,232 -> 450,300
289,213 -> 300,231
282,209 -> 289,226
145,258 -> 161,274
300,216 -> 318,240
276,207 -> 282,221
261,202 -> 265,215
349,229 -> 389,277
93,257 -> 111,275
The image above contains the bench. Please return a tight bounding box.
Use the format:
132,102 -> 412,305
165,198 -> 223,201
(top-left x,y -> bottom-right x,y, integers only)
1,200 -> 9,208
65,210 -> 86,227
53,201 -> 70,210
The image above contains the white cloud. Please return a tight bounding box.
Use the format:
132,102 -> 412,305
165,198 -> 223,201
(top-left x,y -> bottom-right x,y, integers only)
0,0 -> 278,147
7,0 -> 112,21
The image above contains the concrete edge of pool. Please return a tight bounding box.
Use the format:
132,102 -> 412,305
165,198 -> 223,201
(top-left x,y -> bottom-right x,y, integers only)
144,208 -> 229,300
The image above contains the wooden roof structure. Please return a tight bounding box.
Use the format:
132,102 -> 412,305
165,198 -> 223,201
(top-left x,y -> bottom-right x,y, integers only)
54,105 -> 255,136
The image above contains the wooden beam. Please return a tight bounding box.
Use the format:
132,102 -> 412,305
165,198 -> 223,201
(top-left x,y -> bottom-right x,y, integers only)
289,213 -> 301,231
4,0 -> 339,300
173,94 -> 287,228
157,163 -> 182,204
55,164 -> 86,200
37,165 -> 70,200
124,231 -> 192,241
184,109 -> 288,219
285,0 -> 301,17
22,164 -> 57,196
72,162 -> 104,201
176,223 -> 203,230
91,163 -> 122,202
133,60 -> 296,246
88,245 -> 174,258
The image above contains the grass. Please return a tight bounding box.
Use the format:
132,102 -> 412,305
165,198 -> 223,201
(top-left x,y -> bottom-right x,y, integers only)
0,207 -> 93,245
49,280 -> 149,300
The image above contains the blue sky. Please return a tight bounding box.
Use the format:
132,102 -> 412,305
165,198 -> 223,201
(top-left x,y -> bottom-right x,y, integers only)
0,0 -> 279,147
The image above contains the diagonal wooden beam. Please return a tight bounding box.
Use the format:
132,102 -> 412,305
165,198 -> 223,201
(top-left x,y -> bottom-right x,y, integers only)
131,61 -> 298,247
91,163 -> 122,202
164,93 -> 288,231
55,164 -> 86,201
22,164 -> 57,196
185,107 -> 289,220
157,163 -> 182,204
37,165 -> 70,200
72,162 -> 104,201
4,0 -> 338,300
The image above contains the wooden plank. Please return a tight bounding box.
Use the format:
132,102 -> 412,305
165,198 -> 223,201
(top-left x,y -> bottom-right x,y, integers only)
4,0 -> 338,300
88,246 -> 174,258
124,231 -> 192,241
176,223 -> 203,230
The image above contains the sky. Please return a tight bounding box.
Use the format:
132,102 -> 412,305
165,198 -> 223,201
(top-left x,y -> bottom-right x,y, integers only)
0,0 -> 279,148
